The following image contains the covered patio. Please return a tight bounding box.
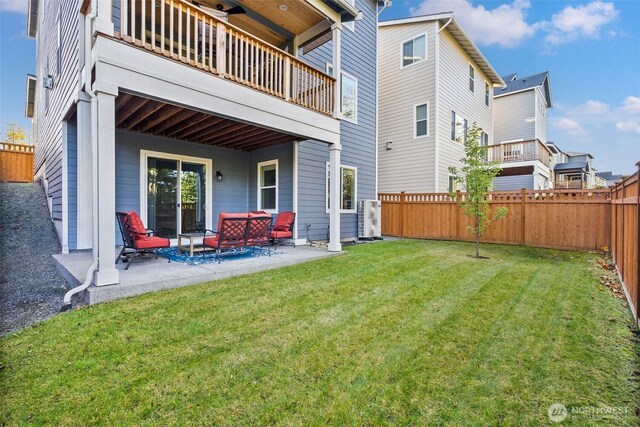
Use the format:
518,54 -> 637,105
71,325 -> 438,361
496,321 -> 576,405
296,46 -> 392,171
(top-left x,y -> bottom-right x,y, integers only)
54,245 -> 341,304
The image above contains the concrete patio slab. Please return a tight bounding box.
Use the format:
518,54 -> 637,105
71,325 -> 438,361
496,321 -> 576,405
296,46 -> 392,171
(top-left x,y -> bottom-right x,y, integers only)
53,246 -> 342,305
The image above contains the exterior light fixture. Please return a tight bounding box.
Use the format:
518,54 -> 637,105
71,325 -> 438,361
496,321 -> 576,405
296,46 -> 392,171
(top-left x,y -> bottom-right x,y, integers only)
216,170 -> 223,181
279,4 -> 288,11
43,75 -> 54,90
386,141 -> 393,150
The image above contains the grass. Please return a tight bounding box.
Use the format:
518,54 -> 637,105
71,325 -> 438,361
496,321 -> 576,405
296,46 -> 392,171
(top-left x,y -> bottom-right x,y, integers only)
1,240 -> 639,426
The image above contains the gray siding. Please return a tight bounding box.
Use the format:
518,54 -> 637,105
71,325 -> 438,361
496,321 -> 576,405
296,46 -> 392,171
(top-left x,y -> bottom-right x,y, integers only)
494,174 -> 534,190
33,1 -> 79,222
295,0 -> 377,240
67,121 -> 77,250
493,90 -> 535,143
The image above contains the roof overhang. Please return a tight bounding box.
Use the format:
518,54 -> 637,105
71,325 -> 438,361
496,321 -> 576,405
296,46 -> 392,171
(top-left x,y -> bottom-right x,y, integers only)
27,0 -> 38,38
379,13 -> 504,86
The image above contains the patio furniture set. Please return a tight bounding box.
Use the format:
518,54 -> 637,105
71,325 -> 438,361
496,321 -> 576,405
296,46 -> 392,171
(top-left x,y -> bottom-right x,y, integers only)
116,211 -> 296,269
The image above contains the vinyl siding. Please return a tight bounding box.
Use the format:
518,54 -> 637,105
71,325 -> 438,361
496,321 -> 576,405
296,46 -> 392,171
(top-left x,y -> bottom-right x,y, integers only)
494,174 -> 534,190
378,22 -> 437,193
493,90 -> 535,143
67,121 -> 77,250
436,29 -> 493,192
295,0 -> 377,240
33,1 -> 79,224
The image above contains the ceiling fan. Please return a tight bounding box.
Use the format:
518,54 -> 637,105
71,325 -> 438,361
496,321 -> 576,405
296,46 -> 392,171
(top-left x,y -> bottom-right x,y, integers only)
192,1 -> 246,16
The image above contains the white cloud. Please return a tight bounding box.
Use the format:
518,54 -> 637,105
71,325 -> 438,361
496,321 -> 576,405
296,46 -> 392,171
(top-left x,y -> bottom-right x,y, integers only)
0,0 -> 28,14
553,118 -> 589,138
621,96 -> 640,114
616,121 -> 640,135
571,100 -> 610,115
410,0 -> 541,48
546,1 -> 619,45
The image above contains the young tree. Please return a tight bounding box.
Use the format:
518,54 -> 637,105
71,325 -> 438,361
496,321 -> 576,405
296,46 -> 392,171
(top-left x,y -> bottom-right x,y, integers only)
448,124 -> 507,258
3,122 -> 29,144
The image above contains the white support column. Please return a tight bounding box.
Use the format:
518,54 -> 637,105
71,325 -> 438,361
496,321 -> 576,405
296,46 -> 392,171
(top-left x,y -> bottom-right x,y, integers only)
331,23 -> 342,119
61,121 -> 69,254
93,85 -> 119,286
94,0 -> 115,37
76,95 -> 93,249
328,143 -> 342,252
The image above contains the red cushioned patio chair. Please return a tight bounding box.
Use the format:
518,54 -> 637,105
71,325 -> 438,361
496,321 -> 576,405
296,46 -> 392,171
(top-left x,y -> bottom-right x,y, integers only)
116,211 -> 171,270
269,212 -> 296,248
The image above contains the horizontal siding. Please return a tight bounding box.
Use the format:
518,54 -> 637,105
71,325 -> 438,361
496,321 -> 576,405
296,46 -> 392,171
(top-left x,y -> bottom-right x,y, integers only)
295,0 -> 377,240
493,90 -> 535,143
33,0 -> 79,226
378,22 -> 437,193
437,29 -> 494,192
67,121 -> 77,250
494,174 -> 534,190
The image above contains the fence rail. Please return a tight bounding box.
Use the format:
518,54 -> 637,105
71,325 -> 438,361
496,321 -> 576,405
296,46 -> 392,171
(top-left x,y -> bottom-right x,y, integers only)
115,0 -> 335,116
610,168 -> 639,326
0,142 -> 34,182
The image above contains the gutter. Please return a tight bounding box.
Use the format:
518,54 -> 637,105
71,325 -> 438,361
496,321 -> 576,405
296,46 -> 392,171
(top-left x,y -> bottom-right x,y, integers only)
62,0 -> 99,310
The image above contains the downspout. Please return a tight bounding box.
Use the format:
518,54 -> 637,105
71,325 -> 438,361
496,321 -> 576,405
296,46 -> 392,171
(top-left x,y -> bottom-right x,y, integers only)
62,1 -> 98,310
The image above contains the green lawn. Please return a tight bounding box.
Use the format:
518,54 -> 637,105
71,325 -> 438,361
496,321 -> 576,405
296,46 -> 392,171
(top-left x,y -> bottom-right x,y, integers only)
1,240 -> 638,426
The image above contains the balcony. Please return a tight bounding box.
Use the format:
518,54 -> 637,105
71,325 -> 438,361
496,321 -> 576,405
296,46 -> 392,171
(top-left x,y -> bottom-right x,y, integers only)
554,181 -> 586,189
485,139 -> 551,168
112,0 -> 336,117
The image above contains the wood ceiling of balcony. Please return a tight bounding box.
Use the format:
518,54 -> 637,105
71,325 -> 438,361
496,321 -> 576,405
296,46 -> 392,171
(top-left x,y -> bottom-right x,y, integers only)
115,93 -> 300,151
201,0 -> 326,47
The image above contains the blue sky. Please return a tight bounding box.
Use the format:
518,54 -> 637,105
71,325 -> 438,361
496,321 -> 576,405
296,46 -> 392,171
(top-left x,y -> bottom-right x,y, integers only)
0,0 -> 638,174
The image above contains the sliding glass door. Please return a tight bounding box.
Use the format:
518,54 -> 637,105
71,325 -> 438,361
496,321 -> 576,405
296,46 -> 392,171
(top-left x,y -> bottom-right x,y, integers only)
143,152 -> 212,240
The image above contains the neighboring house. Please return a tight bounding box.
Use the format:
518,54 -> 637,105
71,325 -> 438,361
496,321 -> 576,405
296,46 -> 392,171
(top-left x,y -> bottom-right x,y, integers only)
26,0 -> 377,286
553,151 -> 597,189
492,72 -> 554,190
377,13 -> 504,193
596,171 -> 625,187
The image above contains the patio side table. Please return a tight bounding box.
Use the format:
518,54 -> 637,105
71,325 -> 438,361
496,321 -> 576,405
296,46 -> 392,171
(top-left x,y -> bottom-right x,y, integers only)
177,232 -> 206,257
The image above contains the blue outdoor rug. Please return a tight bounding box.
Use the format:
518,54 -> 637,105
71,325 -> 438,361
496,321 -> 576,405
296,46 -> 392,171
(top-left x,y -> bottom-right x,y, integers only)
156,247 -> 280,266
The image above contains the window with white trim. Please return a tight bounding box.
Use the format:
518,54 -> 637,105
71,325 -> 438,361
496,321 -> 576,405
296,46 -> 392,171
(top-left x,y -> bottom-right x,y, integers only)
257,160 -> 278,212
450,111 -> 467,143
481,130 -> 489,146
468,64 -> 475,92
402,34 -> 426,67
485,81 -> 490,106
341,72 -> 358,123
448,175 -> 457,193
414,103 -> 428,138
326,163 -> 357,213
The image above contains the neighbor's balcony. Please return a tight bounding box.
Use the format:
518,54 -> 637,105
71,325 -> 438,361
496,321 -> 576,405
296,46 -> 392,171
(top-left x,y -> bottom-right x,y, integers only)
113,0 -> 336,117
486,139 -> 551,168
554,180 -> 586,189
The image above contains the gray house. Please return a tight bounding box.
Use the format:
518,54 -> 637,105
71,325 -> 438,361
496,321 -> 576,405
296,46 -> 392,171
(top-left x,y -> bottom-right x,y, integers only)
26,0 -> 377,287
492,71 -> 554,190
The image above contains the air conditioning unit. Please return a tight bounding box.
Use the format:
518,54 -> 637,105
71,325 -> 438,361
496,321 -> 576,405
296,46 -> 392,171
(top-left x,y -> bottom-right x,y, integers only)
358,199 -> 381,239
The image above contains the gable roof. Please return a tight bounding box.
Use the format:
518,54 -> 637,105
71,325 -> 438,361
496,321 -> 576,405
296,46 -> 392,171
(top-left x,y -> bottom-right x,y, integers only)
493,71 -> 552,107
378,13 -> 504,86
566,151 -> 594,159
596,171 -> 623,181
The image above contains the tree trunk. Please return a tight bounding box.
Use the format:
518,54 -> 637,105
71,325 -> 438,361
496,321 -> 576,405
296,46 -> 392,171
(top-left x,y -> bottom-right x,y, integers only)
475,218 -> 480,258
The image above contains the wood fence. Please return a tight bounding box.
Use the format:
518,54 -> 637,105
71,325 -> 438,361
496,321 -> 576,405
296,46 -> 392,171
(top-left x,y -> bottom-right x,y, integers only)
0,142 -> 34,183
379,188 -> 612,251
611,167 -> 639,325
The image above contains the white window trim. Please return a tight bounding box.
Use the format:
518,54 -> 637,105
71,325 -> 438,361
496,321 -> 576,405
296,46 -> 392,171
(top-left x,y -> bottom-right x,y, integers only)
139,149 -> 213,240
340,70 -> 358,124
450,111 -> 468,144
448,174 -> 458,193
484,81 -> 490,107
257,159 -> 278,214
468,63 -> 475,93
400,32 -> 428,69
413,101 -> 429,139
325,162 -> 358,214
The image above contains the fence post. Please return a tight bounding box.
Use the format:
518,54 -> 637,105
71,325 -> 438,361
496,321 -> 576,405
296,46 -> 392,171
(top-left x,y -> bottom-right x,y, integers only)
636,161 -> 640,317
520,188 -> 526,245
455,190 -> 461,240
400,191 -> 405,238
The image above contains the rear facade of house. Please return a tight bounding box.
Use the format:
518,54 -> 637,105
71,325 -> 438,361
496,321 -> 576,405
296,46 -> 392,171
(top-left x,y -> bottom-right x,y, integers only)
27,0 -> 377,286
377,14 -> 503,194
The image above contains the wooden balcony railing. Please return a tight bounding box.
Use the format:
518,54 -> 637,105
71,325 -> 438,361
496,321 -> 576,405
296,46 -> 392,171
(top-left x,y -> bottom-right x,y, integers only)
115,0 -> 335,117
485,139 -> 551,168
554,181 -> 586,189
